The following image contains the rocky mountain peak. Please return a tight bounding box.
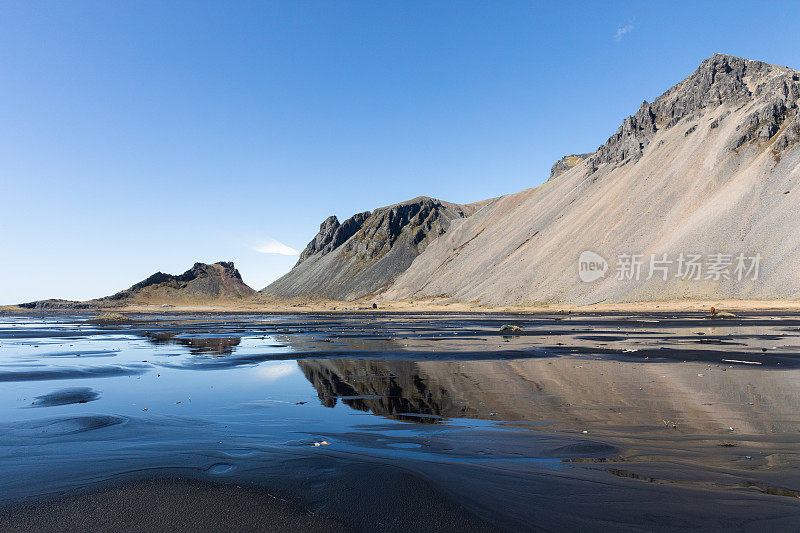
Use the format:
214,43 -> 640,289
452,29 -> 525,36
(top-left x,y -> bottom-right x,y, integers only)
297,216 -> 340,264
108,261 -> 254,301
262,196 -> 476,301
189,262 -> 246,283
587,53 -> 800,172
295,197 -> 473,268
296,212 -> 371,265
341,196 -> 470,262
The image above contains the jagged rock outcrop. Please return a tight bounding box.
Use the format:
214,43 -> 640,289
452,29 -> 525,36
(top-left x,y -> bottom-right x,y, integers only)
262,197 -> 477,300
296,212 -> 371,264
384,54 -> 800,305
549,153 -> 592,181
587,53 -> 800,171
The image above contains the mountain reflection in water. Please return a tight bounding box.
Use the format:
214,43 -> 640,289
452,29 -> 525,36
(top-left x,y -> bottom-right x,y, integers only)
298,357 -> 800,439
143,331 -> 242,355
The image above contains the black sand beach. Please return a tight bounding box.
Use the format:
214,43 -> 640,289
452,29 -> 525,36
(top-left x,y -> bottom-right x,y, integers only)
2,311 -> 800,531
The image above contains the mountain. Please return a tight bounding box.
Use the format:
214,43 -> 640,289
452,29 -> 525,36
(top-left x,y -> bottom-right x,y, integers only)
261,196 -> 477,301
101,261 -> 256,302
383,54 -> 800,305
23,54 -> 798,309
20,262 -> 255,309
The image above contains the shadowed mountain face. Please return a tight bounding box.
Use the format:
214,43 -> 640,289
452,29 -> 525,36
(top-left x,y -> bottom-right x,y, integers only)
296,212 -> 371,265
386,54 -> 800,305
20,262 -> 255,309
262,196 -> 476,300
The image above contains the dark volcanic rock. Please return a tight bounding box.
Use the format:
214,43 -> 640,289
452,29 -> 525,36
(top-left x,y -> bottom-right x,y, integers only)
297,216 -> 340,264
297,211 -> 371,265
342,198 -> 459,261
262,196 -> 476,301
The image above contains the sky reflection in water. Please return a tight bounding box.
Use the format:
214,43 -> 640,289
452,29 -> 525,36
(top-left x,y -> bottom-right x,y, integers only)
2,312 -> 800,525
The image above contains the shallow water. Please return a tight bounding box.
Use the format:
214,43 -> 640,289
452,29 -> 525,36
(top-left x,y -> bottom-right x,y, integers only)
2,311 -> 800,530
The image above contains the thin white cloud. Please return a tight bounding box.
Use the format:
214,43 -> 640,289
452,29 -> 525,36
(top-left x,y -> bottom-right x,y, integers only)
253,237 -> 299,256
254,361 -> 298,382
614,24 -> 634,42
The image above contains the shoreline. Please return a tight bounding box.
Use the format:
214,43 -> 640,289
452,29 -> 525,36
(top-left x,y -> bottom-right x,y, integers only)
3,298 -> 800,315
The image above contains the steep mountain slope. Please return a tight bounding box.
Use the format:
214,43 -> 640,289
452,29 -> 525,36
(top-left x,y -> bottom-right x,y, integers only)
385,54 -> 800,305
262,197 -> 476,300
19,262 -> 255,309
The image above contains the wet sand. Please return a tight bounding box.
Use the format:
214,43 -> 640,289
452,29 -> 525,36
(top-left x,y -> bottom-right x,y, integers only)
2,311 -> 800,530
0,479 -> 348,533
0,472 -> 502,532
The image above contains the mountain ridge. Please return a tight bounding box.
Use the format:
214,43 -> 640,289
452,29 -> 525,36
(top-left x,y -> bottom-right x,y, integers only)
584,53 -> 799,173
261,196 -> 476,301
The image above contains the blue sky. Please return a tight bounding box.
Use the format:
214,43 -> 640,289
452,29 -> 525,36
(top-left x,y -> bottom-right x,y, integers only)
2,1 -> 799,303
